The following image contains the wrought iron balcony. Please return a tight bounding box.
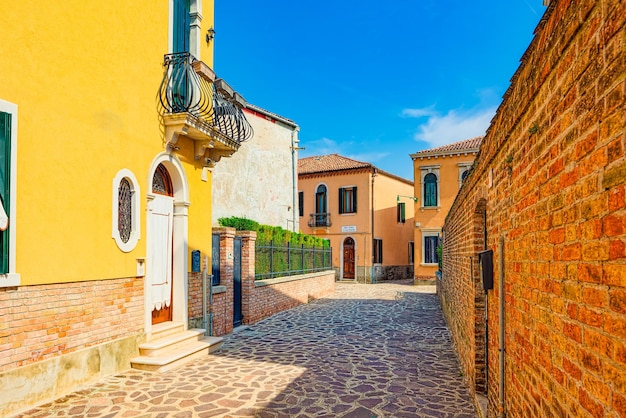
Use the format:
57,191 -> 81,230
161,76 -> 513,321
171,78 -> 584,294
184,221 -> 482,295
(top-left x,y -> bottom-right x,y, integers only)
157,52 -> 253,166
308,213 -> 332,228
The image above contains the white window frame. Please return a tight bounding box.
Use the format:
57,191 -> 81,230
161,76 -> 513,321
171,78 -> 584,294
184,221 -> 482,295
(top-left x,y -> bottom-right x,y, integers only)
421,228 -> 441,266
112,169 -> 141,252
458,162 -> 473,188
339,185 -> 357,215
0,99 -> 19,287
420,165 -> 440,209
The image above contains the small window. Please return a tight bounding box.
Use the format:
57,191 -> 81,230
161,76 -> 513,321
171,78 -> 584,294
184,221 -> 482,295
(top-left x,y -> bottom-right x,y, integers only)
397,202 -> 406,223
424,173 -> 438,207
112,169 -> 140,252
339,186 -> 357,214
424,235 -> 439,264
373,238 -> 383,264
298,191 -> 304,217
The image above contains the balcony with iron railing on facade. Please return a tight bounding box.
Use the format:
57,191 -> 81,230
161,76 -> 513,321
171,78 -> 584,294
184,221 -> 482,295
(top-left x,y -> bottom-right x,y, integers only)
308,213 -> 332,228
157,52 -> 253,167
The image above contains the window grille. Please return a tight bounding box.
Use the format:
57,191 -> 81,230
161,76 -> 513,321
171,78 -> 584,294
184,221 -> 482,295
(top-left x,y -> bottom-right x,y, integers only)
118,178 -> 132,243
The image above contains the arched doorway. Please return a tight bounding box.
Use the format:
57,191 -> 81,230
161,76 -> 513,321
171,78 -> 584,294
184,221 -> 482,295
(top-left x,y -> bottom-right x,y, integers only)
342,237 -> 355,281
149,164 -> 175,324
146,154 -> 190,334
474,198 -> 488,394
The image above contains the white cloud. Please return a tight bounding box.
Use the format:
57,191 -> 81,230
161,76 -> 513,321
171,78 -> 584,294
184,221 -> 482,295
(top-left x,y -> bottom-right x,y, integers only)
401,106 -> 437,118
404,105 -> 497,148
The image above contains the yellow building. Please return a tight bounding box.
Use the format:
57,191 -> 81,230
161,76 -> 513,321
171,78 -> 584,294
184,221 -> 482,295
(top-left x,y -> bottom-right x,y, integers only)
298,154 -> 415,283
0,1 -> 252,415
410,136 -> 482,281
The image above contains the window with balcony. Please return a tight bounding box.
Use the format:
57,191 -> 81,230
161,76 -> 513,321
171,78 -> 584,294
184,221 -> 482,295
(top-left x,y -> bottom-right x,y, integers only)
339,186 -> 357,214
308,184 -> 331,227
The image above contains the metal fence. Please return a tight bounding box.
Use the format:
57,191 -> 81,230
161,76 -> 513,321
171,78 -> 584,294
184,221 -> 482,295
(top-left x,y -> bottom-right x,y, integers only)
255,241 -> 332,280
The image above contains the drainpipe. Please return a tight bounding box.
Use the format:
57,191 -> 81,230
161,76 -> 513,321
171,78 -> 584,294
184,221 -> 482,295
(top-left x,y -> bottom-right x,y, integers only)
499,236 -> 505,417
370,169 -> 377,284
290,126 -> 301,233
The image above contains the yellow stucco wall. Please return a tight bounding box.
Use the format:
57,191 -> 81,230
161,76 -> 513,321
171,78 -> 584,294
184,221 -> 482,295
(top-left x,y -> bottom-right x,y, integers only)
373,173 -> 415,266
413,153 -> 476,278
0,1 -> 215,285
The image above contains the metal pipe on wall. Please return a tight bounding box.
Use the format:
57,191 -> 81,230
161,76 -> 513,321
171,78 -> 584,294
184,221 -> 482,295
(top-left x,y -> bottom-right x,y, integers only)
499,236 -> 505,417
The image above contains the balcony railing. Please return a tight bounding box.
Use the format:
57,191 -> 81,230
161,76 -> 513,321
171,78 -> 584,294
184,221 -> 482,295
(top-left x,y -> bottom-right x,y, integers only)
308,213 -> 332,228
157,52 -> 253,150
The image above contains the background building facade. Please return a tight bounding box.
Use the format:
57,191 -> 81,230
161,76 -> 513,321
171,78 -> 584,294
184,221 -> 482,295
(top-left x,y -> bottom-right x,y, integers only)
299,154 -> 415,283
410,137 -> 481,281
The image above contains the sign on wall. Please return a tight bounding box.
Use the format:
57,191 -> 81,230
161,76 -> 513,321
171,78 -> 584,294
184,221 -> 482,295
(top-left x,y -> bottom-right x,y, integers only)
342,225 -> 357,233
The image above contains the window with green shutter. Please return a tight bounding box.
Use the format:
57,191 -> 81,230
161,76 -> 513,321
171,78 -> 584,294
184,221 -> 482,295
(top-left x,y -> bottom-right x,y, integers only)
0,112 -> 11,274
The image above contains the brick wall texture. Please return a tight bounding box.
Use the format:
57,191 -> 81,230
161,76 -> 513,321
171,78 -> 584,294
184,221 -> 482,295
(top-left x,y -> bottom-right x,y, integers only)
440,1 -> 625,417
194,228 -> 335,336
0,277 -> 143,373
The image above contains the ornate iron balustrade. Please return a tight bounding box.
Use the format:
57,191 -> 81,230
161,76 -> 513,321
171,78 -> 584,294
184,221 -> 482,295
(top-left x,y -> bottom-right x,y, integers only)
157,52 -> 253,144
308,213 -> 332,228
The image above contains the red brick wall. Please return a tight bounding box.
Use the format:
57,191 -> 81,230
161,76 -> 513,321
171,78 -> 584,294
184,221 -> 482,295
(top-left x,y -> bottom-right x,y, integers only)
0,277 -> 143,373
205,228 -> 335,335
245,272 -> 336,324
440,1 -> 626,417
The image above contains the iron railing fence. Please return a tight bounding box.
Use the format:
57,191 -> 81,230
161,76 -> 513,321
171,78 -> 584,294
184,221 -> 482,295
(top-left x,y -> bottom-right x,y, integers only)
255,241 -> 332,280
308,212 -> 332,228
157,52 -> 253,143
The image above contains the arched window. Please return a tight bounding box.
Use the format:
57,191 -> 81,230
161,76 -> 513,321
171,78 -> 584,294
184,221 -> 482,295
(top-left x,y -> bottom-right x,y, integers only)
112,169 -> 140,252
153,164 -> 173,196
315,184 -> 327,213
424,173 -> 438,207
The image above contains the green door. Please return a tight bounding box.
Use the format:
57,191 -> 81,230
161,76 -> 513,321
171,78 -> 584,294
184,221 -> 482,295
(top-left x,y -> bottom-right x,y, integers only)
173,0 -> 190,53
172,0 -> 191,111
0,112 -> 11,274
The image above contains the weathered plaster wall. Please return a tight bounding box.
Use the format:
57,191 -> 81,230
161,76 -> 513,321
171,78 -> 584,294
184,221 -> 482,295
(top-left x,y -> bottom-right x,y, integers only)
211,109 -> 298,230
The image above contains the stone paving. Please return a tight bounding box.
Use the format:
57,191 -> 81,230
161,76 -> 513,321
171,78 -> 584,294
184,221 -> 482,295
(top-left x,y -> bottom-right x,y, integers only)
16,280 -> 477,418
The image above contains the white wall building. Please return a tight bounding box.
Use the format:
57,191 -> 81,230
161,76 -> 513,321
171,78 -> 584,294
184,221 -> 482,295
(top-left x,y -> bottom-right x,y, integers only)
211,104 -> 300,231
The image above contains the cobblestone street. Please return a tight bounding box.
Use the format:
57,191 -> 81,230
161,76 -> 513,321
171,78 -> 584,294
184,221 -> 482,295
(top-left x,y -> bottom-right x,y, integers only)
17,280 -> 477,418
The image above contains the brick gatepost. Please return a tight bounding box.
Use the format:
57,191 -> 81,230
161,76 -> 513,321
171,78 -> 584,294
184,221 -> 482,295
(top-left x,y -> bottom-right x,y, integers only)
237,230 -> 257,325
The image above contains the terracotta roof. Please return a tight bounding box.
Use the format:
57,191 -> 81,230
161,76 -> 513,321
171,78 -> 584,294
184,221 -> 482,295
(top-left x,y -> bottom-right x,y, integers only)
410,136 -> 483,159
244,103 -> 298,128
298,154 -> 372,175
298,154 -> 413,185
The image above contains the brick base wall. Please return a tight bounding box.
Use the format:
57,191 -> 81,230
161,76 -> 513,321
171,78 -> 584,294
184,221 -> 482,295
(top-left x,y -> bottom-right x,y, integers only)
0,277 -> 144,416
440,1 -> 626,417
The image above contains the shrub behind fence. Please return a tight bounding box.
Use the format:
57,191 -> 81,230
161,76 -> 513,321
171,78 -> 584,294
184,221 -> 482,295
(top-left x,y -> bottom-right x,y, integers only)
255,240 -> 332,280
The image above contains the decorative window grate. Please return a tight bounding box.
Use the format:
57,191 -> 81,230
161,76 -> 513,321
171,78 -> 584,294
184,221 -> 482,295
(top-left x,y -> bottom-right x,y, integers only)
118,178 -> 132,243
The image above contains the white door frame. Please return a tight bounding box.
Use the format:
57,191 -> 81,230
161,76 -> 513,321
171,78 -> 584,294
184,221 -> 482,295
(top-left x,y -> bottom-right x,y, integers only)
145,153 -> 189,339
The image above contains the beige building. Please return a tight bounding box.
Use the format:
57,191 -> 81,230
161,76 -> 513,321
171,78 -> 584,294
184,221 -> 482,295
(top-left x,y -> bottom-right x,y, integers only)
298,154 -> 415,283
212,104 -> 300,230
410,136 -> 482,281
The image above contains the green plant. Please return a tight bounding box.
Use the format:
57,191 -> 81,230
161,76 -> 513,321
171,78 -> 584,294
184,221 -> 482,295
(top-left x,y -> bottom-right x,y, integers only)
528,121 -> 540,135
436,244 -> 442,270
217,216 -> 260,231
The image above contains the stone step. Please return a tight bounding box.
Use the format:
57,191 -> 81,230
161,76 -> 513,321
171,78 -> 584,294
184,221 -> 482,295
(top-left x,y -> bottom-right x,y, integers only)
139,328 -> 207,357
130,324 -> 223,372
150,321 -> 185,341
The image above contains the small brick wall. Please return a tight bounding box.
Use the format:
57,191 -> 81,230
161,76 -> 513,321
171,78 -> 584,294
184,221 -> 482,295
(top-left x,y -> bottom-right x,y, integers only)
440,1 -> 626,417
0,277 -> 144,373
195,228 -> 335,335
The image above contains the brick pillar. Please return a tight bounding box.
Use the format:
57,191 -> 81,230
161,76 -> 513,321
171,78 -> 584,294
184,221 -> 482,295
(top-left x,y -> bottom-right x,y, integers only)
237,230 -> 257,325
213,227 -> 235,336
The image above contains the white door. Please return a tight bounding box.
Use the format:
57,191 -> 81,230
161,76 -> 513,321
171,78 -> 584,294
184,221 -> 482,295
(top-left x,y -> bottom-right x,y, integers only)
148,194 -> 174,322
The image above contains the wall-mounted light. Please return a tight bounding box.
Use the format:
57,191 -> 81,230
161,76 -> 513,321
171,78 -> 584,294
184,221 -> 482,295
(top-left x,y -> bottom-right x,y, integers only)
206,27 -> 216,44
397,195 -> 418,203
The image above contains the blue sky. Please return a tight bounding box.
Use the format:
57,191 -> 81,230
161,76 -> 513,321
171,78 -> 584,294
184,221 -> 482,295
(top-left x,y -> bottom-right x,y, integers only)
215,1 -> 548,180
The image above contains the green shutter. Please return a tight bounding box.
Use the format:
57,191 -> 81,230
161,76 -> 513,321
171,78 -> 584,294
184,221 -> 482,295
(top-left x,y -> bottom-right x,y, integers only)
338,188 -> 344,214
0,112 -> 11,274
353,186 -> 357,213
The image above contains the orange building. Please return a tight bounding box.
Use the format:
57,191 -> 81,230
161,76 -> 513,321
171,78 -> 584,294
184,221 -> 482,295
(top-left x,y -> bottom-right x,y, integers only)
298,154 -> 415,283
410,136 -> 482,281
